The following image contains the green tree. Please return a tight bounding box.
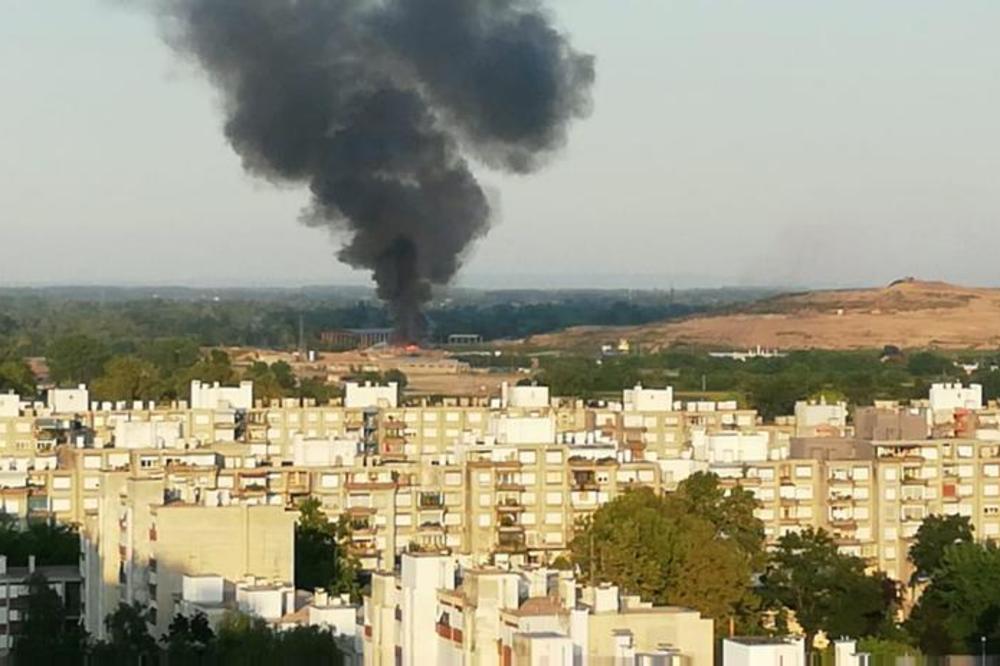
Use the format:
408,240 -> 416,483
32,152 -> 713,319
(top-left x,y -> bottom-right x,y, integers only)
746,375 -> 803,421
909,514 -> 974,583
906,352 -> 955,378
383,369 -> 408,390
213,610 -> 345,666
672,472 -> 764,568
163,611 -> 215,662
244,361 -> 287,401
91,356 -> 162,402
0,515 -> 79,567
569,487 -> 753,631
295,498 -> 361,601
13,572 -> 87,665
46,334 -> 110,386
297,377 -> 336,403
140,337 -> 202,375
270,361 -> 297,390
760,528 -> 896,656
97,602 -> 158,662
185,350 -> 238,386
907,541 -> 1000,655
0,359 -> 36,396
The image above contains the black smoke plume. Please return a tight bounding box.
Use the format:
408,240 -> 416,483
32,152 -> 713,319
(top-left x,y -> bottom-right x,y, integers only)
159,0 -> 594,341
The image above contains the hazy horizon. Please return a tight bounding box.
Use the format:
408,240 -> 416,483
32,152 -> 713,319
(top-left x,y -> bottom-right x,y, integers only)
4,2 -> 1000,290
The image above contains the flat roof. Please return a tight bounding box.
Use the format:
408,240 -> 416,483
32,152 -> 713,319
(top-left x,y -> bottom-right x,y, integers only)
726,637 -> 800,646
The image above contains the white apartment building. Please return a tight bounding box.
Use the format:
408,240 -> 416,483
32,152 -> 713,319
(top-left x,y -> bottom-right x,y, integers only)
364,553 -> 713,666
345,382 -> 399,409
190,380 -> 254,411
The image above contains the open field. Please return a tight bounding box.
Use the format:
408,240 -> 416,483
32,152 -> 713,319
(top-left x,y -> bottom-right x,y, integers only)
525,280 -> 1000,351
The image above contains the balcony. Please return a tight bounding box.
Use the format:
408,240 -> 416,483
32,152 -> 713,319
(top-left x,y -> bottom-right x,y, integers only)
497,497 -> 524,512
497,534 -> 527,553
350,520 -> 375,535
498,515 -> 524,531
495,478 -> 524,492
419,494 -> 444,509
829,516 -> 857,529
349,543 -> 379,558
419,521 -> 444,533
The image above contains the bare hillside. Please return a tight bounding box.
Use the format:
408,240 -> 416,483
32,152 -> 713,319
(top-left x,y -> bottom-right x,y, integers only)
526,280 -> 1000,351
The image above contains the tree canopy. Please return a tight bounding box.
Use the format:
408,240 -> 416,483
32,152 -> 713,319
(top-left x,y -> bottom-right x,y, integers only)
0,515 -> 80,567
907,540 -> 1000,655
295,498 -> 361,601
569,482 -> 759,631
13,572 -> 87,665
908,514 -> 974,584
760,528 -> 897,652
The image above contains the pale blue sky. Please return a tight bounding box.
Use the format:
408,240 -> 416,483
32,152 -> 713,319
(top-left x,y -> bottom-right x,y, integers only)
2,1 -> 999,289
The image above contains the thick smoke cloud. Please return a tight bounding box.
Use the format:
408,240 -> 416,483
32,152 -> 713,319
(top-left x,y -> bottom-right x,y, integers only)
160,0 -> 594,340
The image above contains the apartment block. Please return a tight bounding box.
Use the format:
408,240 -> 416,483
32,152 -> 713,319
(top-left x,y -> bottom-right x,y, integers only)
363,553 -> 713,666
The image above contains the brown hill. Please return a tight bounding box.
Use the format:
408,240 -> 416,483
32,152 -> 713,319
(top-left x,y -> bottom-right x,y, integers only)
527,279 -> 1000,351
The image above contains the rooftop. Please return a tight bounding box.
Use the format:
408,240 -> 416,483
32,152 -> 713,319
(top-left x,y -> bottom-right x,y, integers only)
727,636 -> 800,646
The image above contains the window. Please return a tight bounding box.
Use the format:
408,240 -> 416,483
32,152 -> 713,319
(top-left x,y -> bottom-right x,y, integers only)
883,468 -> 898,481
545,492 -> 563,506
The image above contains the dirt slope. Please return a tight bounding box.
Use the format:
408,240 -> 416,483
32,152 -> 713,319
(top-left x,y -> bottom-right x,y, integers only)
527,280 -> 1000,351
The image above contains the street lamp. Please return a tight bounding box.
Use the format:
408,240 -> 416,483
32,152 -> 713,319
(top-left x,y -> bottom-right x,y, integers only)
982,635 -> 987,666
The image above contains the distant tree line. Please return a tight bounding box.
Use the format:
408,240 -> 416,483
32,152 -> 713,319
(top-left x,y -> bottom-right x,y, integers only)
0,292 -> 705,355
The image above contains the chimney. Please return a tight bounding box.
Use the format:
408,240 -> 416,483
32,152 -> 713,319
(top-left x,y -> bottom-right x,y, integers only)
0,554 -> 6,575
28,554 -> 36,574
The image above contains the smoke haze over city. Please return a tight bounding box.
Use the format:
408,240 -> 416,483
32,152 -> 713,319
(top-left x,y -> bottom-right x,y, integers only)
2,2 -> 1000,290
